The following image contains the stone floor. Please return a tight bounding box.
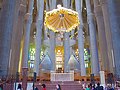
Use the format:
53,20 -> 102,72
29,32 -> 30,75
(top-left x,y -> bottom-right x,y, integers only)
2,81 -> 84,90
37,81 -> 84,90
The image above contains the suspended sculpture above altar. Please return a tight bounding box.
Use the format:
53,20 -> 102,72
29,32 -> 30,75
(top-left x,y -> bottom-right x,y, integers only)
44,5 -> 80,32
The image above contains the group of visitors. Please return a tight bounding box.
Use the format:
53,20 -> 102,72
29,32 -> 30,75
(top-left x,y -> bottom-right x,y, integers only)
40,83 -> 61,90
16,81 -> 120,90
83,82 -> 116,90
17,83 -> 61,90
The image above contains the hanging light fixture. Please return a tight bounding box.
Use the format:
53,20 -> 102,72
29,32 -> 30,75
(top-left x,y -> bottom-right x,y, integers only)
44,5 -> 80,32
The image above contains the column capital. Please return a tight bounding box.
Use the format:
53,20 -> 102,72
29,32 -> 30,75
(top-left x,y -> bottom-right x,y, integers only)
80,24 -> 84,28
100,0 -> 108,6
24,13 -> 32,23
20,0 -> 26,5
94,5 -> 103,17
87,12 -> 94,17
19,4 -> 26,16
22,67 -> 28,76
78,24 -> 83,31
87,13 -> 94,24
36,19 -> 43,26
19,4 -> 26,11
24,13 -> 31,19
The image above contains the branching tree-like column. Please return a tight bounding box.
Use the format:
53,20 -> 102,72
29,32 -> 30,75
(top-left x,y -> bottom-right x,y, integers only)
44,27 -> 49,40
22,0 -> 34,90
107,0 -> 120,79
75,0 -> 86,76
85,0 -> 100,76
34,0 -> 44,76
44,1 -> 49,40
62,0 -> 71,72
17,0 -> 27,74
49,0 -> 57,71
93,0 -> 109,72
0,0 -> 17,77
8,0 -> 20,75
70,30 -> 74,56
99,0 -> 114,74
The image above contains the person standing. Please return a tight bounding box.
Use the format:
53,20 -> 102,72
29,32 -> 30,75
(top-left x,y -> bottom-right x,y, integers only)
0,85 -> 2,90
95,83 -> 103,90
41,84 -> 46,90
86,84 -> 90,90
56,84 -> 61,90
17,83 -> 22,90
35,87 -> 39,90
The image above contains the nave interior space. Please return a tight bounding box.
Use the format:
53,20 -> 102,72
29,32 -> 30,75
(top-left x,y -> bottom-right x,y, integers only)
0,0 -> 120,89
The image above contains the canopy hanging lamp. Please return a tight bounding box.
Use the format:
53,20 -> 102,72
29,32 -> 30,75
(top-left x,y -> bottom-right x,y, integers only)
44,5 -> 80,32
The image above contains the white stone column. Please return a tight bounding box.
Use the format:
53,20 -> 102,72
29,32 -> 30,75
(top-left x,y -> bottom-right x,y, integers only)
44,1 -> 49,40
63,32 -> 70,72
22,0 -> 34,90
85,0 -> 100,76
107,0 -> 120,79
0,0 -> 17,77
49,31 -> 56,71
100,0 -> 114,73
49,0 -> 56,71
22,0 -> 34,68
93,0 -> 109,72
9,0 -> 26,75
62,0 -> 71,72
34,0 -> 44,76
75,0 -> 86,76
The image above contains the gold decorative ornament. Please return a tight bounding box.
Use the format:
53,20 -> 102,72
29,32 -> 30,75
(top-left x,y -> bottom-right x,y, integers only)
44,5 -> 80,32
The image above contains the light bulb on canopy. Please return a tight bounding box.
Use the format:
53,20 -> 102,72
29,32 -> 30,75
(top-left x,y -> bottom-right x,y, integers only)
44,5 -> 80,32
